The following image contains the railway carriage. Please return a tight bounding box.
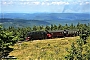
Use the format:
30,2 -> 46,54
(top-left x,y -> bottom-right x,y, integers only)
47,30 -> 64,38
66,30 -> 78,37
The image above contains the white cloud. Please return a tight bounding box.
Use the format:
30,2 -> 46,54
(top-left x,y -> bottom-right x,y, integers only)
41,2 -> 51,6
17,1 -> 70,6
1,1 -> 90,6
41,2 -> 45,5
1,1 -> 14,5
80,2 -> 83,5
20,1 -> 31,5
46,2 -> 50,5
45,0 -> 49,1
32,2 -> 40,5
79,1 -> 90,5
19,1 -> 40,5
86,2 -> 90,4
2,1 -> 7,5
65,2 -> 69,5
51,1 -> 69,5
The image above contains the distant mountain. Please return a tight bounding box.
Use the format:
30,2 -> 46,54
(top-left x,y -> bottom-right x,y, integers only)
0,18 -> 50,28
0,13 -> 90,28
0,13 -> 90,20
0,18 -> 13,23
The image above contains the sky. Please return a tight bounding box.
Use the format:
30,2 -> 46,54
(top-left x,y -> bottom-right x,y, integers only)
0,0 -> 90,13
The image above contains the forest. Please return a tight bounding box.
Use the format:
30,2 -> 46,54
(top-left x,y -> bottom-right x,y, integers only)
0,23 -> 90,60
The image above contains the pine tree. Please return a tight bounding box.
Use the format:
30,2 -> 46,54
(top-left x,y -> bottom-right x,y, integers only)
53,24 -> 57,30
58,24 -> 62,30
70,23 -> 75,30
32,25 -> 37,31
0,25 -> 20,58
45,25 -> 50,30
65,38 -> 90,60
64,24 -> 69,30
50,24 -> 54,30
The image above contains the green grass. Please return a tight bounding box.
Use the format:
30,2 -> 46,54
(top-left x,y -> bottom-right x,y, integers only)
9,36 -> 81,60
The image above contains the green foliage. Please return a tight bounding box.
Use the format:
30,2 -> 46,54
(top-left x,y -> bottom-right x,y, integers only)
45,25 -> 50,30
0,25 -> 23,58
32,25 -> 37,31
0,22 -> 90,59
65,38 -> 90,60
58,24 -> 62,30
50,24 -> 54,30
64,24 -> 69,30
70,23 -> 75,30
53,24 -> 57,30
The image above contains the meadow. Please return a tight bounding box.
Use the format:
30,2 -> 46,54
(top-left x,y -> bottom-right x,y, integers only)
9,36 -> 80,60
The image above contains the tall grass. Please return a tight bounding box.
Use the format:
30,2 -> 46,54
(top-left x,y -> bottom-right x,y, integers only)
9,37 -> 79,60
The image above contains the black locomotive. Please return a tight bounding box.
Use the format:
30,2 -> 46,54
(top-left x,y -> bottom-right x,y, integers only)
26,31 -> 47,40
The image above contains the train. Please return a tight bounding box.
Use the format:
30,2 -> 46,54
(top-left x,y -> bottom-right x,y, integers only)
25,30 -> 80,41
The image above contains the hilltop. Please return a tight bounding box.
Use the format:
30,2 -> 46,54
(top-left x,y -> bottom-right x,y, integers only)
9,36 -> 80,60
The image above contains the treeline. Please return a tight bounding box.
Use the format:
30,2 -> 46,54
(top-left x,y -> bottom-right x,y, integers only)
0,23 -> 90,59
1,23 -> 90,41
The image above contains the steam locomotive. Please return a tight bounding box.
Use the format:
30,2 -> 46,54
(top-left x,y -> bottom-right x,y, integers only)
26,30 -> 80,41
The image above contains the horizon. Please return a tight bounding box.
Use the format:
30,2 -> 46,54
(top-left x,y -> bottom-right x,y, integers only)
0,12 -> 90,14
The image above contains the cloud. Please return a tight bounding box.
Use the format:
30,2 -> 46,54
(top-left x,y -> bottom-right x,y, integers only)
1,1 -> 90,6
1,1 -> 14,5
85,1 -> 90,4
1,0 -> 90,13
79,1 -> 90,5
32,2 -> 40,5
20,1 -> 30,5
41,1 -> 70,5
51,1 -> 69,5
62,1 -> 90,13
2,1 -> 7,5
1,1 -> 70,6
41,2 -> 45,5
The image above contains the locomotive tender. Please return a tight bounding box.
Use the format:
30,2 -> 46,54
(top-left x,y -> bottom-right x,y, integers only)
26,30 -> 79,41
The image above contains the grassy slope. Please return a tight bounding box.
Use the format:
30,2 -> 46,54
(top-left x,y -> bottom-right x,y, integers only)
9,36 -> 80,60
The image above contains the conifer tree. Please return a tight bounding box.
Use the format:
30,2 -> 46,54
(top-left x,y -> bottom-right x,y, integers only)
65,39 -> 90,60
58,24 -> 62,30
45,25 -> 50,30
50,24 -> 54,30
53,24 -> 57,30
32,25 -> 37,31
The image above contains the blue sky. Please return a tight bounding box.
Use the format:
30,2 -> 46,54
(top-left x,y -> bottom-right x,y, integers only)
0,0 -> 90,13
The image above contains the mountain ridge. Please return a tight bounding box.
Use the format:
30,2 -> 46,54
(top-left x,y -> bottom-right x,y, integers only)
0,13 -> 90,20
0,13 -> 90,28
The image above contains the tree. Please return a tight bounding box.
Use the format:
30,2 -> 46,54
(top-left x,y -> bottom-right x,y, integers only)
37,25 -> 44,31
65,39 -> 90,60
58,24 -> 62,30
32,25 -> 37,31
64,24 -> 69,30
50,24 -> 54,30
77,22 -> 80,29
0,25 -> 19,59
70,23 -> 75,30
0,25 -> 3,59
45,25 -> 50,30
53,24 -> 57,30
